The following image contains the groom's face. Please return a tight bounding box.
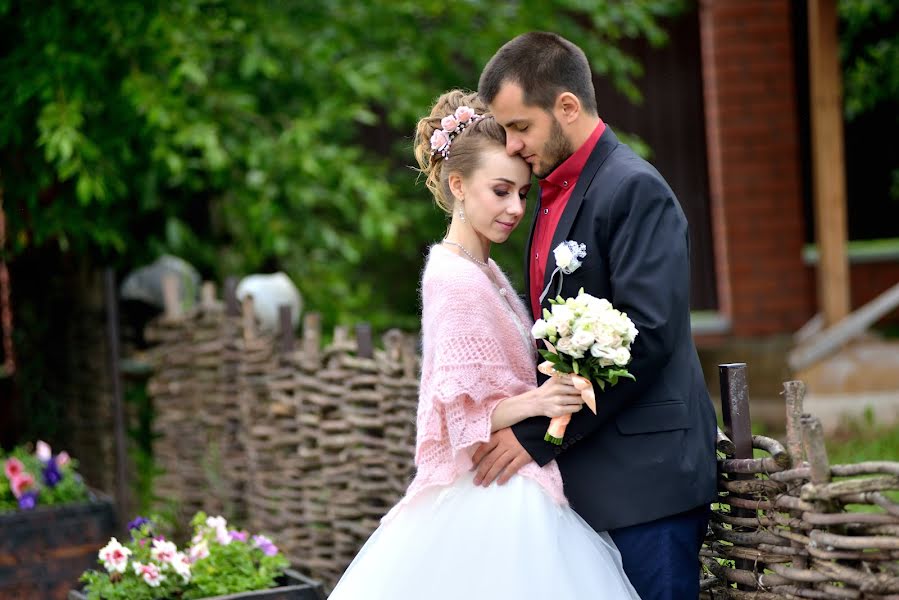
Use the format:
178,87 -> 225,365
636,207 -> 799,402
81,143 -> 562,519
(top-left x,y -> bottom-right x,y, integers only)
489,82 -> 574,179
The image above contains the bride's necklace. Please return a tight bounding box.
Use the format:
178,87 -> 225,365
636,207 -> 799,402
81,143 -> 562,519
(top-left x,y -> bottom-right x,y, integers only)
441,239 -> 488,267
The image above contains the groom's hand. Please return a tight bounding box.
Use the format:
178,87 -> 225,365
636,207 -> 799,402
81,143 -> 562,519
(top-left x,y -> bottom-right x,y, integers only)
471,427 -> 531,487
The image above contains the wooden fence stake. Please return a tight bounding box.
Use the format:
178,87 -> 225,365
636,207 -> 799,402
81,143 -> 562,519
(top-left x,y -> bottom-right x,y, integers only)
224,276 -> 240,317
278,305 -> 294,354
718,363 -> 754,582
356,323 -> 373,359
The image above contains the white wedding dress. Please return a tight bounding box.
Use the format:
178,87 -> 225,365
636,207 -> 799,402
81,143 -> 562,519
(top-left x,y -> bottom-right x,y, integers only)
328,471 -> 641,599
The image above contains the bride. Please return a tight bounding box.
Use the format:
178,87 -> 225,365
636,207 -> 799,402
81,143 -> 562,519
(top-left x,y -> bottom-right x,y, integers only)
327,90 -> 640,599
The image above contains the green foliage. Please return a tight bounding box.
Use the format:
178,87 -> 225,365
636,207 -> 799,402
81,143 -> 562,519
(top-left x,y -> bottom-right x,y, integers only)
0,442 -> 89,513
840,0 -> 899,119
839,0 -> 899,201
0,0 -> 685,330
80,512 -> 288,599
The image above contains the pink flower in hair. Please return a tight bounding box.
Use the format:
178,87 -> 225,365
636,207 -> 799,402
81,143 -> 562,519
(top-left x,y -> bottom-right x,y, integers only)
455,106 -> 476,123
441,115 -> 460,131
430,129 -> 451,152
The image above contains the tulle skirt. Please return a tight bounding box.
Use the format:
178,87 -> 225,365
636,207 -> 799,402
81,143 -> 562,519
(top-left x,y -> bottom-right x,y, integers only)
328,472 -> 640,599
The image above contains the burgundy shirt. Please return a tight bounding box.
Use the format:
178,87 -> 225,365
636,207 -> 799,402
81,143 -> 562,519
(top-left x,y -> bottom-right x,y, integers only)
529,119 -> 605,319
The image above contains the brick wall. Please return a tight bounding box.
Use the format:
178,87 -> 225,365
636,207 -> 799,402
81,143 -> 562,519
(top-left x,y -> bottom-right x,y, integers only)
699,0 -> 816,336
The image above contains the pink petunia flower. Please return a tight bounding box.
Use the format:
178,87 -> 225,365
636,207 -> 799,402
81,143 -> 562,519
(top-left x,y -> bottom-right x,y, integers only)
150,539 -> 178,564
99,538 -> 132,574
56,451 -> 70,467
10,472 -> 35,498
133,561 -> 165,587
4,457 -> 24,480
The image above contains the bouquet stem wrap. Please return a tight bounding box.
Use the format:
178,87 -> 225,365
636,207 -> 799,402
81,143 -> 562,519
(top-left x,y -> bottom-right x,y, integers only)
538,361 -> 596,445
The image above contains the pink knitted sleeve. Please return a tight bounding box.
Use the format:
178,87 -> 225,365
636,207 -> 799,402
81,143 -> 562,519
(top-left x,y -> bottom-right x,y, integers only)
417,272 -> 528,457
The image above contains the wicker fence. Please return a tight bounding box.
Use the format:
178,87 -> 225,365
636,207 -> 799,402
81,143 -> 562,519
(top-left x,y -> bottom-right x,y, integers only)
701,372 -> 899,599
145,284 -> 419,587
143,284 -> 899,595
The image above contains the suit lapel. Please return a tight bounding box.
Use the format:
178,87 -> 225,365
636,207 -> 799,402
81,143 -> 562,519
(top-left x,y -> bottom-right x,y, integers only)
541,126 -> 621,296
523,185 -> 542,311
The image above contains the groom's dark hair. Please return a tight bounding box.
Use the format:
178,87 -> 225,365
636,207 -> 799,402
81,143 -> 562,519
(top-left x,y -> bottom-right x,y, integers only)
479,32 -> 598,115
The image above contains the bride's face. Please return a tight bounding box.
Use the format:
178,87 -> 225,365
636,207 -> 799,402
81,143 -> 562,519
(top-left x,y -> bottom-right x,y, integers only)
459,147 -> 531,243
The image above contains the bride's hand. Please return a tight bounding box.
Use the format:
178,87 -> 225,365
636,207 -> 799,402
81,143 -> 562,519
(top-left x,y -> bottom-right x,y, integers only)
531,374 -> 584,418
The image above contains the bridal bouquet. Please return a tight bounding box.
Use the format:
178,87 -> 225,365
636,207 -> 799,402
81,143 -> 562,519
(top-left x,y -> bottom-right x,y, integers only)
531,289 -> 638,445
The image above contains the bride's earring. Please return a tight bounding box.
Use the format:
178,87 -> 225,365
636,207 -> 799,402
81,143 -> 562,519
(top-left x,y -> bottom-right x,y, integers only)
457,196 -> 465,222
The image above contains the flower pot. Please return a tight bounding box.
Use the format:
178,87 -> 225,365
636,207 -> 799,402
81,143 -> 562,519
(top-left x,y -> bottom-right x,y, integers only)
66,568 -> 326,600
0,492 -> 117,600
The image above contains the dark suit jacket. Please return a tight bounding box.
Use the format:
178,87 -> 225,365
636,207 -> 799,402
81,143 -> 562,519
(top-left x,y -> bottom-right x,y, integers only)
513,126 -> 718,533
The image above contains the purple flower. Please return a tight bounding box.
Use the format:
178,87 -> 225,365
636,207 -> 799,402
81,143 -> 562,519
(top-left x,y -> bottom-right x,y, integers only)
18,490 -> 38,510
229,530 -> 248,542
128,516 -> 151,532
42,459 -> 62,487
252,534 -> 278,556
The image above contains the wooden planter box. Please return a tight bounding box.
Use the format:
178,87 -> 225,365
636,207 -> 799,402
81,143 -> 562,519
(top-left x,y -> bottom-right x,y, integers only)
0,492 -> 117,600
67,568 -> 326,600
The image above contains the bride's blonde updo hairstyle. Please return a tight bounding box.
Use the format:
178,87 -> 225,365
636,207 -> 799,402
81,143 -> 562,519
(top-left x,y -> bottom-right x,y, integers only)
414,89 -> 507,214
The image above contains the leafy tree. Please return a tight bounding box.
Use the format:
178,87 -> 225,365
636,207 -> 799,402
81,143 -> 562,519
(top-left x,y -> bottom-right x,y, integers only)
1,0 -> 685,330
839,0 -> 899,202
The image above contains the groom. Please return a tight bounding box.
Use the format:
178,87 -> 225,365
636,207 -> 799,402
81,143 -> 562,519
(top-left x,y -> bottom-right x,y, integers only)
472,32 -> 718,599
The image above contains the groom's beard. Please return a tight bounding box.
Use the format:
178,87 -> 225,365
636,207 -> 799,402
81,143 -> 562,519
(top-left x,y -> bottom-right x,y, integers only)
533,117 -> 575,179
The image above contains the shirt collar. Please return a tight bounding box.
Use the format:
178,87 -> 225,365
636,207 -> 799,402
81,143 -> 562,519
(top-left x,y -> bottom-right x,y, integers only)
541,118 -> 605,190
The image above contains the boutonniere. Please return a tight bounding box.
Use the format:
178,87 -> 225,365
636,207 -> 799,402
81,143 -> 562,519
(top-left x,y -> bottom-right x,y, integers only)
540,241 -> 587,304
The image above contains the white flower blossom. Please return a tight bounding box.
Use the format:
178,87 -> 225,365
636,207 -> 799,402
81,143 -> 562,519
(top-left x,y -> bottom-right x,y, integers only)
205,515 -> 228,530
171,552 -> 192,583
99,538 -> 131,574
151,539 -> 178,565
189,539 -> 210,562
133,561 -> 165,587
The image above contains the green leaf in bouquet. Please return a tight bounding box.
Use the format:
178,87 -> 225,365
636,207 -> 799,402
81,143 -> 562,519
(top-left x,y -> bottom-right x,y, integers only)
553,362 -> 574,374
543,308 -> 552,319
596,379 -> 606,391
573,360 -> 580,375
537,349 -> 560,363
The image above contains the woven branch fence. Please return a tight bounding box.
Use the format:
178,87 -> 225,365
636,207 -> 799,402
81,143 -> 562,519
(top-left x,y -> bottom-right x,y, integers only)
142,283 -> 899,595
145,283 -> 419,587
701,366 -> 899,599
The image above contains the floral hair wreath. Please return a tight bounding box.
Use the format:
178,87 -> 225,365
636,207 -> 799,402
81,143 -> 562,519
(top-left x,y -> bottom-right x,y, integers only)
429,106 -> 484,160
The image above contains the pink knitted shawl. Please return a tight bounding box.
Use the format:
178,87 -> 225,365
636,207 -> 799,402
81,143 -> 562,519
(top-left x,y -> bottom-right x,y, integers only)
383,245 -> 566,523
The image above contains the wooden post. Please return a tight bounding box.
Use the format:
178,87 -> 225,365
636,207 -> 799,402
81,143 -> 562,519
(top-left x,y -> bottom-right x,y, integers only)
718,363 -> 754,581
242,296 -> 256,343
224,276 -> 240,317
103,268 -> 128,524
161,274 -> 181,320
808,0 -> 850,327
278,305 -> 294,354
200,281 -> 216,309
355,323 -> 373,360
719,363 -> 752,460
302,312 -> 321,364
801,414 -> 831,485
783,381 -> 806,466
783,380 -> 809,569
